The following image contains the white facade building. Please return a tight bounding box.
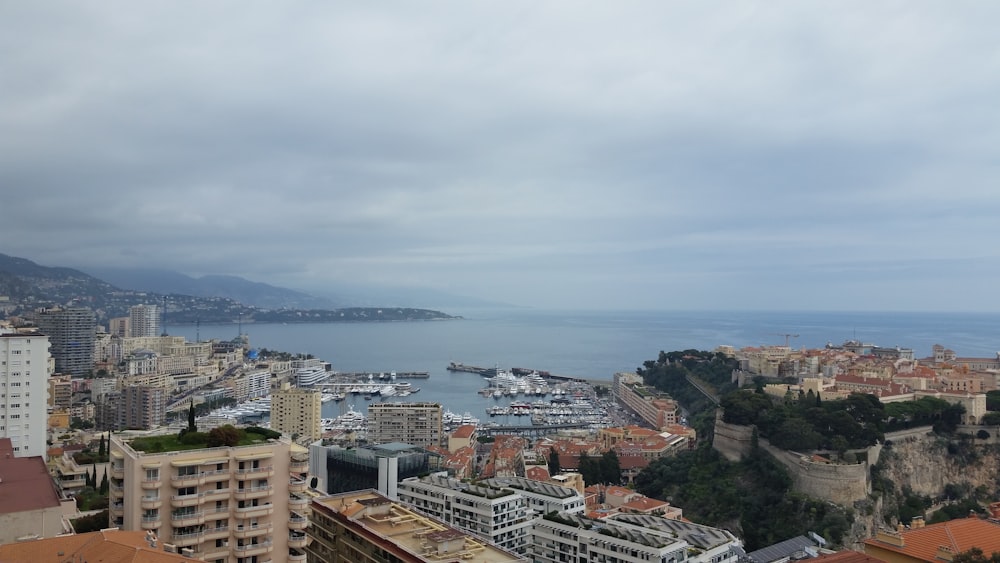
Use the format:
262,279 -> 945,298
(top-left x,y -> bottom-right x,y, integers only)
0,330 -> 50,458
398,474 -> 533,554
483,476 -> 586,516
532,512 -> 741,563
128,304 -> 160,338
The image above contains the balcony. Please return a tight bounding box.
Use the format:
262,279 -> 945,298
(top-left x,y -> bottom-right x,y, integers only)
288,514 -> 308,531
289,457 -> 308,473
170,511 -> 205,527
109,480 -> 124,493
234,522 -> 273,539
289,476 -> 308,494
288,494 -> 309,511
172,531 -> 203,547
140,497 -> 163,510
171,493 -> 202,508
288,532 -> 308,549
235,503 -> 273,519
140,514 -> 161,530
203,526 -> 230,540
201,468 -> 231,483
235,465 -> 273,479
171,473 -> 203,488
110,464 -> 125,479
202,487 -> 231,501
201,546 -> 230,560
234,540 -> 272,557
288,548 -> 307,562
206,505 -> 230,517
234,485 -> 272,501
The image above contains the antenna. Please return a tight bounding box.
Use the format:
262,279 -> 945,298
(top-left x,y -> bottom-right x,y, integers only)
237,311 -> 242,338
196,319 -> 200,343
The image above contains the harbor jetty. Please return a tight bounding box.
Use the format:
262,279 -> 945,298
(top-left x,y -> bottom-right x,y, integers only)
447,361 -> 584,382
336,371 -> 429,379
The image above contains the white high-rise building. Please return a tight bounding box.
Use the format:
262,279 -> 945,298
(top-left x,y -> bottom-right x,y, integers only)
0,329 -> 50,458
129,304 -> 160,338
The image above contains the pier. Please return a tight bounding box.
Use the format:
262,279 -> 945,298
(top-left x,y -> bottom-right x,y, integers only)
335,371 -> 429,379
446,361 -> 585,383
476,422 -> 590,438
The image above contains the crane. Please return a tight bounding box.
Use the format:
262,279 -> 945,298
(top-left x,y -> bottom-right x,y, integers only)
774,333 -> 800,347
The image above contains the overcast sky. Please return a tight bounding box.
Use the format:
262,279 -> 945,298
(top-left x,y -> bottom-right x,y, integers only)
2,2 -> 999,312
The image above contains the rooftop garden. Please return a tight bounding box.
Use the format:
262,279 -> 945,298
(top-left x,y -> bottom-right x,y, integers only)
129,425 -> 281,453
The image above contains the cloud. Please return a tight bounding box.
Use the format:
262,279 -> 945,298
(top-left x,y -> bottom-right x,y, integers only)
2,2 -> 1000,311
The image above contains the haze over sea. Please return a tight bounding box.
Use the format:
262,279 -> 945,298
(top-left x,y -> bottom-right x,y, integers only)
171,309 -> 1000,418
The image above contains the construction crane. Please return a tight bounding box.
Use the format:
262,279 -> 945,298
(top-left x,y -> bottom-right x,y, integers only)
774,333 -> 800,347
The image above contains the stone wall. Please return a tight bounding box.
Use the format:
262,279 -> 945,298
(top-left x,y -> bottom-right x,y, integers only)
712,411 -> 869,505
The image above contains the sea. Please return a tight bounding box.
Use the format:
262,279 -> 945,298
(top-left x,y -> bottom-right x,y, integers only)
169,309 -> 1000,421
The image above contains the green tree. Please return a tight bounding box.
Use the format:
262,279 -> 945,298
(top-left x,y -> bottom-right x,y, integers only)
99,468 -> 108,494
548,448 -> 561,475
600,450 -> 622,485
207,425 -> 243,447
188,399 -> 197,433
952,548 -> 1000,563
98,434 -> 106,458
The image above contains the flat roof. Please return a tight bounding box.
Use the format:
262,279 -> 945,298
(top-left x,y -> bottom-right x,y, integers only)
314,490 -> 526,563
0,439 -> 63,514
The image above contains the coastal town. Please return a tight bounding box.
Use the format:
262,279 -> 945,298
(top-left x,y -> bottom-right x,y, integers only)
3,303 -> 1000,563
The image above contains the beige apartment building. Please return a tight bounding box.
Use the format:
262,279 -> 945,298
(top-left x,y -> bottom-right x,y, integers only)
271,383 -> 322,443
367,402 -> 443,448
109,433 -> 311,563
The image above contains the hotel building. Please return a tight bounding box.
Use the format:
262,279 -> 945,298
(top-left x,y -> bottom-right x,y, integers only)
0,329 -> 50,457
367,402 -> 443,448
305,489 -> 527,563
109,432 -> 312,563
271,383 -> 322,443
129,304 -> 161,338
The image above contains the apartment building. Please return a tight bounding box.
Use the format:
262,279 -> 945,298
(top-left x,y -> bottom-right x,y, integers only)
0,330 -> 50,458
121,385 -> 167,430
271,383 -> 322,443
397,474 -> 533,554
109,432 -> 312,563
306,489 -> 527,563
612,372 -> 680,430
482,476 -> 586,516
367,402 -> 443,448
129,304 -> 161,338
34,307 -> 95,376
48,374 -> 73,409
532,511 -> 741,563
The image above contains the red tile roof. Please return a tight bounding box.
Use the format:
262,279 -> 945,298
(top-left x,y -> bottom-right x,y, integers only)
0,529 -> 193,563
451,424 -> 476,439
864,518 -> 1000,562
813,550 -> 887,563
0,438 -> 63,514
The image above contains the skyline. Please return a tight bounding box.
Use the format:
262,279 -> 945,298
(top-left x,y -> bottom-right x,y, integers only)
3,3 -> 1000,311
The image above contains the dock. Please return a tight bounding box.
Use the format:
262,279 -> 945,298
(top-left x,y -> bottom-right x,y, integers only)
335,371 -> 429,379
446,362 -> 585,383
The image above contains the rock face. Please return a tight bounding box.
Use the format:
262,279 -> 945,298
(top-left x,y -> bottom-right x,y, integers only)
876,432 -> 1000,498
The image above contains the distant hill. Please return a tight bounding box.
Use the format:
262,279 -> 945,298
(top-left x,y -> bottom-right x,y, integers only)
0,252 -> 458,324
85,267 -> 341,310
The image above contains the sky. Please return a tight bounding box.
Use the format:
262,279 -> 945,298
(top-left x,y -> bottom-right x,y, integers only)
2,2 -> 1000,312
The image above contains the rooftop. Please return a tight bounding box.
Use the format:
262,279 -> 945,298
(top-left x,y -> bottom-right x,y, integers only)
864,517 -> 1000,562
0,529 -> 193,563
0,438 -> 63,514
124,428 -> 276,453
314,490 -> 525,563
483,475 -> 578,499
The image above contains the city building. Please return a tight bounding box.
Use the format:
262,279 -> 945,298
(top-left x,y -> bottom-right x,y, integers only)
613,372 -> 680,430
305,489 -> 527,563
0,329 -> 50,457
130,303 -> 161,338
33,307 -> 95,376
397,473 -> 533,554
310,442 -> 436,495
864,516 -> 1000,563
0,438 -> 76,543
121,384 -> 167,430
482,476 -> 586,516
48,373 -> 73,409
109,316 -> 131,338
271,382 -> 322,443
531,511 -> 741,563
367,402 -> 443,448
109,432 -> 311,563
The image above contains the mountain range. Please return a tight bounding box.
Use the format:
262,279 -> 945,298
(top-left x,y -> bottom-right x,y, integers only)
0,252 -> 464,323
